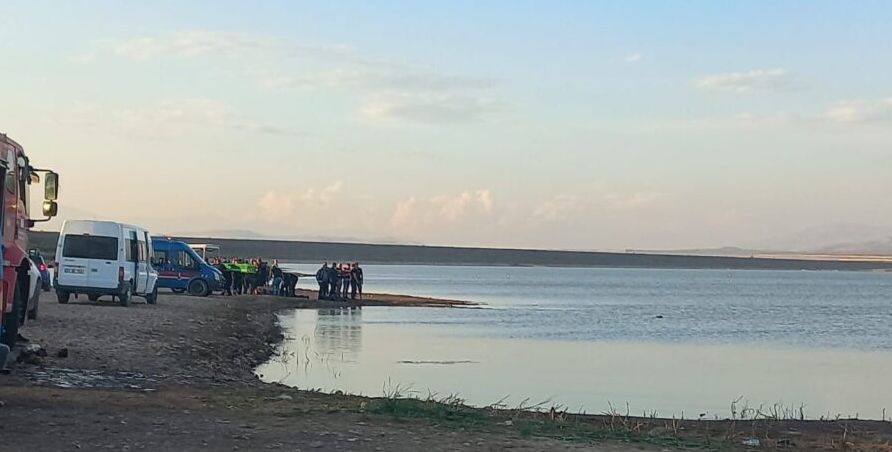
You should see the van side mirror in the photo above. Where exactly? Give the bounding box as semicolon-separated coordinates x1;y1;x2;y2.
44;172;59;201
42;200;58;217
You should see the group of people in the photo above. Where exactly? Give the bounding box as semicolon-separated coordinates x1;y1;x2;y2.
316;262;363;301
210;257;298;297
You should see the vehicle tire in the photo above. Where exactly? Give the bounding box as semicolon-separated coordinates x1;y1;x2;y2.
87;294;100;302
57;291;70;304
188;279;210;297
171;288;186;294
27;293;39;320
145;286;158;305
1;283;25;348
119;286;132;307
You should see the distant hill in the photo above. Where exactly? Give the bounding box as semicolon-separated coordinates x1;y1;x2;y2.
30;231;892;271
747;223;892;253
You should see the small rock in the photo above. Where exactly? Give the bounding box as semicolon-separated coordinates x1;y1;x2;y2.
309;441;324;448
57;348;69;358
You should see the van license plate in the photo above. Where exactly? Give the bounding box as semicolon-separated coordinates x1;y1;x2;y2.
64;268;85;274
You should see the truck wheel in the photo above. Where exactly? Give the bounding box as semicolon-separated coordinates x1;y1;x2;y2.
188;279;209;297
145;286;158;305
172;288;185;294
1;284;24;348
57;291;70;304
87;294;100;302
119;287;132;307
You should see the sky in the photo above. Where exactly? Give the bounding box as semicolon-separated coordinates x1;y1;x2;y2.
1;1;890;250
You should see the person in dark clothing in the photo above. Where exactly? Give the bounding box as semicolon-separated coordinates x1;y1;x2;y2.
350;262;363;300
329;262;341;300
259;259;270;293
233;270;243;295
215;259;233;296
316;263;328;300
283;272;298;297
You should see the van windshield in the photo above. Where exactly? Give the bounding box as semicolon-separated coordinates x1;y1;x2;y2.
62;235;118;260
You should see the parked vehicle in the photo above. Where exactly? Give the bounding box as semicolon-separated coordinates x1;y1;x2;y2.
152;239;222;297
0;133;60;348
26;257;41;320
54;220;158;306
29;250;51;291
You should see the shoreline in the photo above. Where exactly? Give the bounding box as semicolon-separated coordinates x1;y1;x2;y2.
2;291;891;450
292;288;477;308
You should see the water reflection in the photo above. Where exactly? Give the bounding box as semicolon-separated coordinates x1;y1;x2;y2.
260;308;363;386
259;308;892;419
315;308;363;355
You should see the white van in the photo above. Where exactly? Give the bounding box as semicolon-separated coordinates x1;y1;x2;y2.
54;220;159;306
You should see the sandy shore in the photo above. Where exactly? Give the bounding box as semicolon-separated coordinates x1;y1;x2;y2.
293;288;476;308
1;290;891;451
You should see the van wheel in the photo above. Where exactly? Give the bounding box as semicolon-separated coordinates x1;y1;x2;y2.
146;286;158;305
119;287;132;307
1;283;24;348
87;294;100;302
172;288;185;294
57;291;70;304
188;279;209;297
27;296;39;320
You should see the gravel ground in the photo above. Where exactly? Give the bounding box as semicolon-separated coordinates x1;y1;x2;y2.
0;291;657;452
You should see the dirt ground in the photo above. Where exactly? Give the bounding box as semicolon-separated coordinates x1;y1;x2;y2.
0;290;659;452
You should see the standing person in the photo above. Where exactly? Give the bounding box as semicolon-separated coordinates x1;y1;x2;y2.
351;262;363;300
283;272;298;297
316;263;328;300
340;263;351;299
232;258;244;295
271;259;283;296
330;262;341;300
215;258;233;296
258;259;266;294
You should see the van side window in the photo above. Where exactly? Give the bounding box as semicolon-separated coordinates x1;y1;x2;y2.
153;250;168;266
137;241;146;263
125;239;137;262
175;251;197;270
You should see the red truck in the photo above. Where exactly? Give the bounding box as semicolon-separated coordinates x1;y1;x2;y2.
0;133;59;348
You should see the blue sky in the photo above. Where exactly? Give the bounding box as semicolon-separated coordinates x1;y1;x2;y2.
2;1;890;249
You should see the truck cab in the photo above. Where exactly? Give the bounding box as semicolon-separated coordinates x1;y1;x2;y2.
152;239;222;297
1;133;59;348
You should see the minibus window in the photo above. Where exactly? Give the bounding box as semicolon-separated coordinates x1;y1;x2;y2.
62;235;118;260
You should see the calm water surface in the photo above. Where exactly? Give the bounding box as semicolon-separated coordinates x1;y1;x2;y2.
261;265;892;419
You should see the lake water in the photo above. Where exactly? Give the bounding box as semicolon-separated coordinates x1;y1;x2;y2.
260;265;892;419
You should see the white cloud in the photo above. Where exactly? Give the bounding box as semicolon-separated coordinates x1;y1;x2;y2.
108;30;504;124
624;53;642;63
362;94;504;124
391;190;494;230
55;99;295;136
825;98;892;124
112;30;350;62
258;181;344;222
256;69;496;92
697;68;794;93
